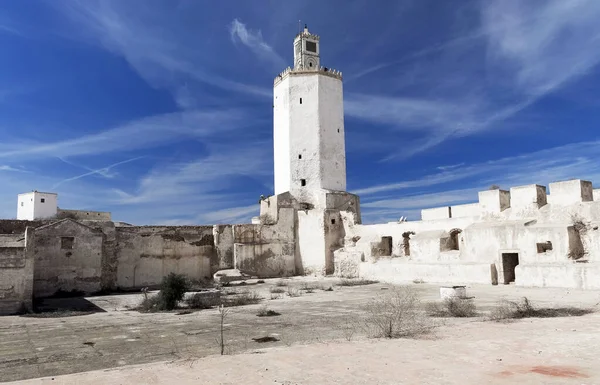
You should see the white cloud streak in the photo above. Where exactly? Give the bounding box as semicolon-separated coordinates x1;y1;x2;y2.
229;19;285;69
0;109;254;160
345;0;600;160
52;156;145;188
357;139;600;223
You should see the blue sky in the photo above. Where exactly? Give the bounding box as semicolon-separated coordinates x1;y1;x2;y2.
1;0;600;224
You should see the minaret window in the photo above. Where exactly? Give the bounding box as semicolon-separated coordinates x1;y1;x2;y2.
300;98;302;104
306;41;317;53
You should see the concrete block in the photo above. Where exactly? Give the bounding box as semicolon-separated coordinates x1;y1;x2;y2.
510;184;547;210
450;203;480;218
421;207;451;221
478;189;510;214
548;179;593;206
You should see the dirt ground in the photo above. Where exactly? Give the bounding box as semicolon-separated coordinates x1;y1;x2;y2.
2;278;600;384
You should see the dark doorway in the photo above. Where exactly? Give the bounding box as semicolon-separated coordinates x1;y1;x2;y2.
502;253;519;284
380;236;392;257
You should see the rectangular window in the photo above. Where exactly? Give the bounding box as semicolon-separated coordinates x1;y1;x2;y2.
306;41;317;53
301;179;306;187
20;202;23;207
298;154;302;159
299;98;302;104
61;237;74;250
331;218;336;224
41;198;45;203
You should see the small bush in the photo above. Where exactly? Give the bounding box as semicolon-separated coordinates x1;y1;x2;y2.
270;293;282;300
286;287;301;297
222;291;262;307
257;305;281;317
270;287;285;294
138;294;164;313
489;297;593;321
275;280;288;287
426;298;477;318
186;293;220;309
160;273;190;310
337;278;379;287
364;287;431;338
324;286;334;292
301;283;320;293
257;280;265;284
412;279;425;284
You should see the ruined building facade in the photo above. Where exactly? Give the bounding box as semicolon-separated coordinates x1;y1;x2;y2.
1;27;599;315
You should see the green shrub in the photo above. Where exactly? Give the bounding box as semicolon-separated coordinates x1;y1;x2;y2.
186;293;220;309
159;273;190;310
426;297;477;318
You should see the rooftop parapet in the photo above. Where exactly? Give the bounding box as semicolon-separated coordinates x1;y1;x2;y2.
274;66;343;86
510;184;547;211
548;179;593;206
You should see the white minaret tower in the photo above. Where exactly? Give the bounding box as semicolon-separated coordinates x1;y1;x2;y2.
273;25;346;198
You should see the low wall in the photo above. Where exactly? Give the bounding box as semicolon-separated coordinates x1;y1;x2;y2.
0;228;34;315
33;220;104;297
359;259;492;285
421;207;451;221
234;242;296;277
450;203;480;218
57;208;112;221
115;226;220;289
516;263;600;290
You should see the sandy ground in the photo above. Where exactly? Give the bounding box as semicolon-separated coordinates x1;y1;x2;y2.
2;279;600;384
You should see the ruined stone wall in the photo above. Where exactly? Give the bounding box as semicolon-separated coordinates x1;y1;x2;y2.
0;220;49;234
0;228;34;315
33;220;104;297
233;207;296;277
115;226;226;289
56;208;112;221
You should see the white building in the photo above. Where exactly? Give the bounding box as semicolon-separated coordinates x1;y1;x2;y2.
17;191;58;220
273;25;346;198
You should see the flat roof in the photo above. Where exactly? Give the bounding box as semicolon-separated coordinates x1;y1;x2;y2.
18;191;58;196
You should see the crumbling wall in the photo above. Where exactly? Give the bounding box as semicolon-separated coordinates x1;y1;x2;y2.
56;208;112;221
233;207;296;277
115;226;220;289
0;220;48;234
0;228;34;315
33;219;104;297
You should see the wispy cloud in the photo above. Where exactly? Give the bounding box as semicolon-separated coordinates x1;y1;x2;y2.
344;0;600;160
53;2;271;100
197;204;258;224
0;165;29;173
52;157;145;188
358;139;600;223
0;109;255;160
112;142;271;204
229;19;285;69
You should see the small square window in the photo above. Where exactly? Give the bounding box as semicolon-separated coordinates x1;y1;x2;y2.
61;237;74;250
301;179;306;187
331;218;336;224
41;198;45;203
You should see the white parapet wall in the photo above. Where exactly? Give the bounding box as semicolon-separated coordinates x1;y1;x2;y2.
421;206;451;221
359;259;492;285
450;203;480;218
509;184;547;211
478;189;510;215
548;179;593;206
